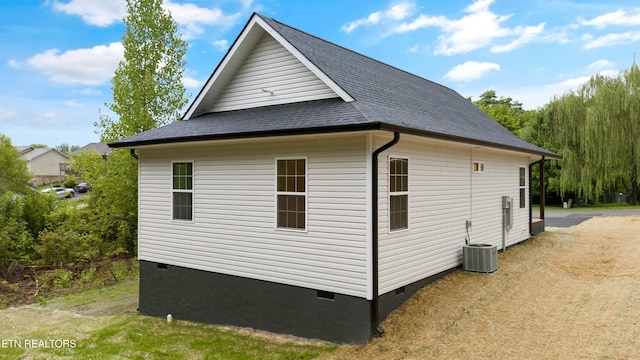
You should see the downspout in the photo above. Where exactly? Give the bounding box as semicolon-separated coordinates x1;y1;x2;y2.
371;131;400;337
529;156;545;235
130;149;139;160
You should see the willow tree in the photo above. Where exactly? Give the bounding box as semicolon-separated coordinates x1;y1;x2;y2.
83;0;188;254
545;61;640;204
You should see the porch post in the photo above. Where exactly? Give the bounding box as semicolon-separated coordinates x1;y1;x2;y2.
539;157;545;220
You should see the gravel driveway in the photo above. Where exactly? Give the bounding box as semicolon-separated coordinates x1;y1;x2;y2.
322;215;640;359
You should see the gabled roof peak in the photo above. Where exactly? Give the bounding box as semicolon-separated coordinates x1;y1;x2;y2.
183;13;353;119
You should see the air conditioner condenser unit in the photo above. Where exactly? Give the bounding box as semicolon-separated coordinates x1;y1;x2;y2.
463;244;498;273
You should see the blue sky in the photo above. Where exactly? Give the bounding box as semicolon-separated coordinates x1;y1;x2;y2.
1;0;639;147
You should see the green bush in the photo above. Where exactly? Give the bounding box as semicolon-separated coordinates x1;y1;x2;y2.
34;229;100;264
62;179;77;189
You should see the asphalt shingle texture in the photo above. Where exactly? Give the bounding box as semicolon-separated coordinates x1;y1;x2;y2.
111;13;557;158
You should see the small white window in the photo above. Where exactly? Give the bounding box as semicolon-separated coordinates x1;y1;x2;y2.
389;157;408;231
519;167;526;208
276;158;307;230
473;161;485;173
172;162;193;221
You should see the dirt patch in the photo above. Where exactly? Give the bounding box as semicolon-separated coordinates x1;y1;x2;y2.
0;256;136;308
321;216;640;359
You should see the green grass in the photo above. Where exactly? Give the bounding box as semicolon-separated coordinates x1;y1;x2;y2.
0;280;337;360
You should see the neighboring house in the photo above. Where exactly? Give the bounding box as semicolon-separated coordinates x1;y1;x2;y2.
109;13;559;344
16;146;70;186
76;142;113;160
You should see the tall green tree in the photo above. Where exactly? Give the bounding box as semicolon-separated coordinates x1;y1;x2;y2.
0;134;32;194
96;0;188;142
83;0;188;254
545;60;640;204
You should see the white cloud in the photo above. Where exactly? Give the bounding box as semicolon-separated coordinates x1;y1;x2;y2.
22;42;124;85
588;59;614;70
444;61;500;82
491;23;545;53
0;107;16;119
64;99;83;107
73;88;102;96
212;39;229;51
182;76;202;88
578;8;640;29
583;30;640;49
7;59;20;68
50;0;242;40
393;0;546;55
51;0;126;27
342;2;416;33
164;0;241;39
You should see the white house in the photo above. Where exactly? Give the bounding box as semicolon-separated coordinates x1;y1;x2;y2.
110;13;558;344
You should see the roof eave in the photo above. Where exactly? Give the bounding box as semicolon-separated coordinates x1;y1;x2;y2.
109;122;560;159
108;122;384;149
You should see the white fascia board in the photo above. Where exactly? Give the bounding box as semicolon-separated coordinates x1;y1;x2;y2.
254;16;354;103
183;16;264;120
184;15;354;120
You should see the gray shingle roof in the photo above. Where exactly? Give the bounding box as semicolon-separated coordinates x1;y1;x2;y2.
110;13;557;158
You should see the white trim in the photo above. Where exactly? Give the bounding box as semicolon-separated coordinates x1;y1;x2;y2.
183;14;353;120
388;155;410;233
519;165;527;209
171;160;194;223
274;157;308;232
472;160;485;173
255;16;354;103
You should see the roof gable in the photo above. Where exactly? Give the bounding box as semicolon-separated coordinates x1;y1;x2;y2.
19;147;69;161
184;14;353;119
111;13;558;158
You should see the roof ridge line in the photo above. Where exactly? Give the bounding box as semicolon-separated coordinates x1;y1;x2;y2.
257;13;457;95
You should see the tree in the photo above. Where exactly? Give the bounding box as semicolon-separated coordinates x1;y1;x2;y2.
83;0;188;254
545;60;640;205
96;0;188;142
56;143;80;155
472;90;531;136
0;134;32;194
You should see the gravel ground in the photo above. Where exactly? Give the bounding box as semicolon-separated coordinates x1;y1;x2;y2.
321;216;640;360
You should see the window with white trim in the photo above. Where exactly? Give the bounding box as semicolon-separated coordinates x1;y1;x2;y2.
172;162;193;221
276;159;306;230
519;167;526;208
473;161;485;173
389;157;408;231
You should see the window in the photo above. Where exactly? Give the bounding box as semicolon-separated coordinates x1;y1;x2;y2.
519;167;526;208
276;159;306;230
389;157;408;231
172;162;193;221
473;161;485;173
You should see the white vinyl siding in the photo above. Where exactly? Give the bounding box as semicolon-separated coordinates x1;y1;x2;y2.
137;134;369;297
470;150;530;248
210;34;338;112
377;136;472;295
376;135;533;295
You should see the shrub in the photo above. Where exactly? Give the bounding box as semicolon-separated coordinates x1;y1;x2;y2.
62;179;77;189
34;229;100;264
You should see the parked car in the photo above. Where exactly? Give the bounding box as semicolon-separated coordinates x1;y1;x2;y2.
41;186;75;199
74;182;92;193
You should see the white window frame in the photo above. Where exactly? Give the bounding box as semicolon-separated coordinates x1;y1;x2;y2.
171;160;194;222
472;161;485;173
275;157;308;232
388;156;409;232
519;166;526;209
